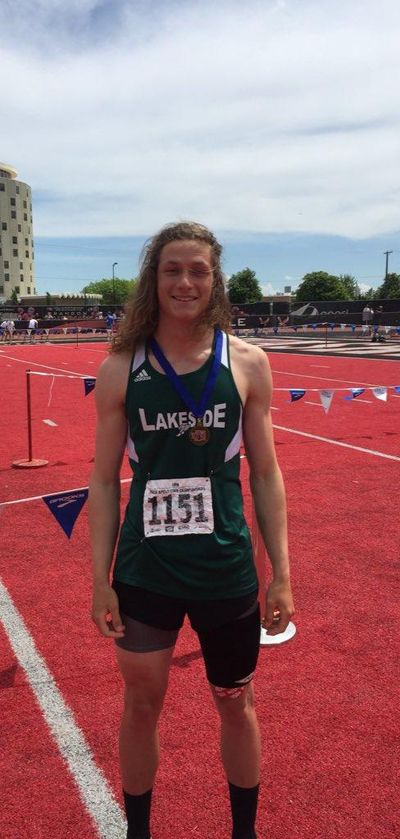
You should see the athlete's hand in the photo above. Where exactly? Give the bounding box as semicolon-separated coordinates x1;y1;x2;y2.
263;579;294;636
91;583;125;639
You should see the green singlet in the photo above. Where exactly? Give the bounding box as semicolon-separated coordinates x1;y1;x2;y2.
113;331;258;600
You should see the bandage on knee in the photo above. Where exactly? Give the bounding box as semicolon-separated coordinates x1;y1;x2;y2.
214;685;247;699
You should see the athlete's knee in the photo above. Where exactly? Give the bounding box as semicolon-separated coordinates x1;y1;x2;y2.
212;677;255;718
123;684;165;725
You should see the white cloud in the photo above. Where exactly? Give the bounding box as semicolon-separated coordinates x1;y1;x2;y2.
262;282;277;296
1;0;400;238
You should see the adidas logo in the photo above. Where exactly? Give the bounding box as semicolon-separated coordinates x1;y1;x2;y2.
134;369;152;382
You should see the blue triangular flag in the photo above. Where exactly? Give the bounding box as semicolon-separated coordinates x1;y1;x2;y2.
289;389;306;402
344;388;365;401
394;386;400;394
43;489;88;539
350;324;356;333
84;377;96;396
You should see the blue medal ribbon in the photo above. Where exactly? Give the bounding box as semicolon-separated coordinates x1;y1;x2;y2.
149;330;223;419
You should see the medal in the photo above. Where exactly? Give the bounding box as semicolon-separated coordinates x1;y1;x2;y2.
188;418;210;446
150;331;223;444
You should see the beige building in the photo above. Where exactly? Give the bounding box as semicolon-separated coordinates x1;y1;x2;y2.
0;162;36;301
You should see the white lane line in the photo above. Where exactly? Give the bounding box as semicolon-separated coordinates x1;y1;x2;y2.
0;578;126;838
271;406;279;411
0;354;92;377
352;398;372;404
266;346;400;363
310;365;331;368
271;368;397;389
1;478;133;507
273;424;400;462
304;401;322;406
43;419;58;427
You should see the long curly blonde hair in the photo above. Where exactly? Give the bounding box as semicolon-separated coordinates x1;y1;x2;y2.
112;221;231;353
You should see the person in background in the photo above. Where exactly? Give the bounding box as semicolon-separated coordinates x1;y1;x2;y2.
28;316;38;343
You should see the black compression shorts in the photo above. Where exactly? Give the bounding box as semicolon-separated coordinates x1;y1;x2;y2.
112;582;261;690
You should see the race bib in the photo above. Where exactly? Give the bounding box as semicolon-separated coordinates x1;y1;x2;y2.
143;477;214;538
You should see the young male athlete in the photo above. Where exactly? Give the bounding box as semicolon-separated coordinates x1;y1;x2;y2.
89;221;294;839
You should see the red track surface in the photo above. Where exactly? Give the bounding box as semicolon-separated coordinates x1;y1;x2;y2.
1;343;399;839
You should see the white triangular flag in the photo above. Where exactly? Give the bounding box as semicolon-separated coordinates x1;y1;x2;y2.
385;326;390;334
340;323;346;330
371;387;387;402
319;389;335;413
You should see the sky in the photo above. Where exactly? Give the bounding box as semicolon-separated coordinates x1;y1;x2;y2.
1;0;400;295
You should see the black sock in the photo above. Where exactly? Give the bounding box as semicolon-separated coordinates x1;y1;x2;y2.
123;788;152;839
228;782;259;839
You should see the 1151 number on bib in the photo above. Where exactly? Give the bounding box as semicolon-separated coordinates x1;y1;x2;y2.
143;477;214;537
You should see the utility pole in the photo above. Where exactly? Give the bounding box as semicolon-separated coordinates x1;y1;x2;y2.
112;262;118;307
384;250;393;279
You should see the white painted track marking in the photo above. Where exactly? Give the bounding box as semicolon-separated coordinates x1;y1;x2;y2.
43;419;58;426
273;425;400;462
0;352;92;377
0;578;126;838
271;368;398;389
1;478;133;507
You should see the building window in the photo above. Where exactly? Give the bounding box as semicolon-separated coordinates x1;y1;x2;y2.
1;222;7;230
4;260;9;268
5;273;10;281
12;236;17;244
11;211;16;219
27;287;31;294
0;183;4;192
23;200;27;208
20;261;23;269
0;286;3;294
16;185;20;194
25;238;28;246
10;197;16;206
13;249;18;257
20;274;24;281
15;285;20;293
18;224;21;232
25;251;29;258
24;213;27;221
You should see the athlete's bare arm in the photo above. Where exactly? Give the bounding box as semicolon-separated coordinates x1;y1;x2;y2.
230;336;294;634
89;352;131;638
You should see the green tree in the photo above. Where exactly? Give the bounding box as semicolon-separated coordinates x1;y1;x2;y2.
227;268;263;304
10;288;19;304
295;271;348;301
81;277;137;305
374;273;400;299
339;274;361;299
